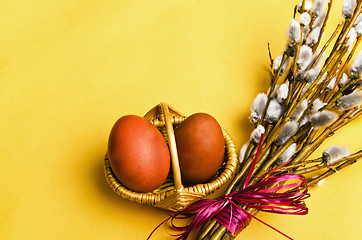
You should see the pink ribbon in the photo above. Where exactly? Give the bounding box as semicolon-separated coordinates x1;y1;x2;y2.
148;134;310;240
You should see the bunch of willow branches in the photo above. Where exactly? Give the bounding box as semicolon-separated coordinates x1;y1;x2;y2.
196;0;362;239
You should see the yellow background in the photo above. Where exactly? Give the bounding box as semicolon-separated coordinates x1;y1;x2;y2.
1;0;361;239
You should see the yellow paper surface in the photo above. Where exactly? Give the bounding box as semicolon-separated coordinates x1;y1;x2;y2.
1;0;361;239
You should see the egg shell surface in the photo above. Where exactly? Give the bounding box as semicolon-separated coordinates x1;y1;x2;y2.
174;113;225;186
107;115;170;193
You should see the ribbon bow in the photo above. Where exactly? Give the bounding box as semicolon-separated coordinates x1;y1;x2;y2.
148;134;310;240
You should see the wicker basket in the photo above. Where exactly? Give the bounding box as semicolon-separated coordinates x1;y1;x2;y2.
104;103;238;212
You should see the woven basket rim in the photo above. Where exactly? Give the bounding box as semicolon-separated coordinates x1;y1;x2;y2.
104;103;238;210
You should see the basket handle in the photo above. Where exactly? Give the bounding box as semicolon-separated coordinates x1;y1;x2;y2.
160;102;184;191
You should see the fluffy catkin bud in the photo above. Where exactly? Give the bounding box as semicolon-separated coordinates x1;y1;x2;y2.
317;179;326;186
299;114;309;127
274;121;299;145
287;19;301;46
345;27;357;46
239;144;249;164
277;83;289;103
350;51;362;78
354;14;362;26
250;125;265;143
273;54;289;74
353;14;362;36
311;98;325;112
273;55;283;73
296;71;306;82
313;12;326;28
342;0;357;19
300;82;311;96
355;22;362;36
299;12;311;26
338;73;349;87
322;145;351;165
297;45;313;72
276;143;297;165
299;1;313;11
269;85;279;99
305;67;321;83
313;49;325;69
311;0;328;17
310;110;338;129
355;79;362;90
325;77;336;91
307;27;321;47
302;25;310;42
250;93;267;123
291;99;308;121
265;99;283;122
316;71;328;85
337;91;362;109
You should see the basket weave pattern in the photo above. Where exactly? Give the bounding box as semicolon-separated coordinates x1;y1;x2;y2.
104;103;238;211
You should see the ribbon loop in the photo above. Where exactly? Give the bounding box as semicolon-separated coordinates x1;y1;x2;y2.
148;133;311;240
164;173;309;240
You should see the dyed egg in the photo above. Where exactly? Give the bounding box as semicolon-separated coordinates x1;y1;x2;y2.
108;115;170;193
174;113;225;186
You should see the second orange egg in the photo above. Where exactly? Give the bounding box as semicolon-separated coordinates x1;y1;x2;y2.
174;113;225;186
